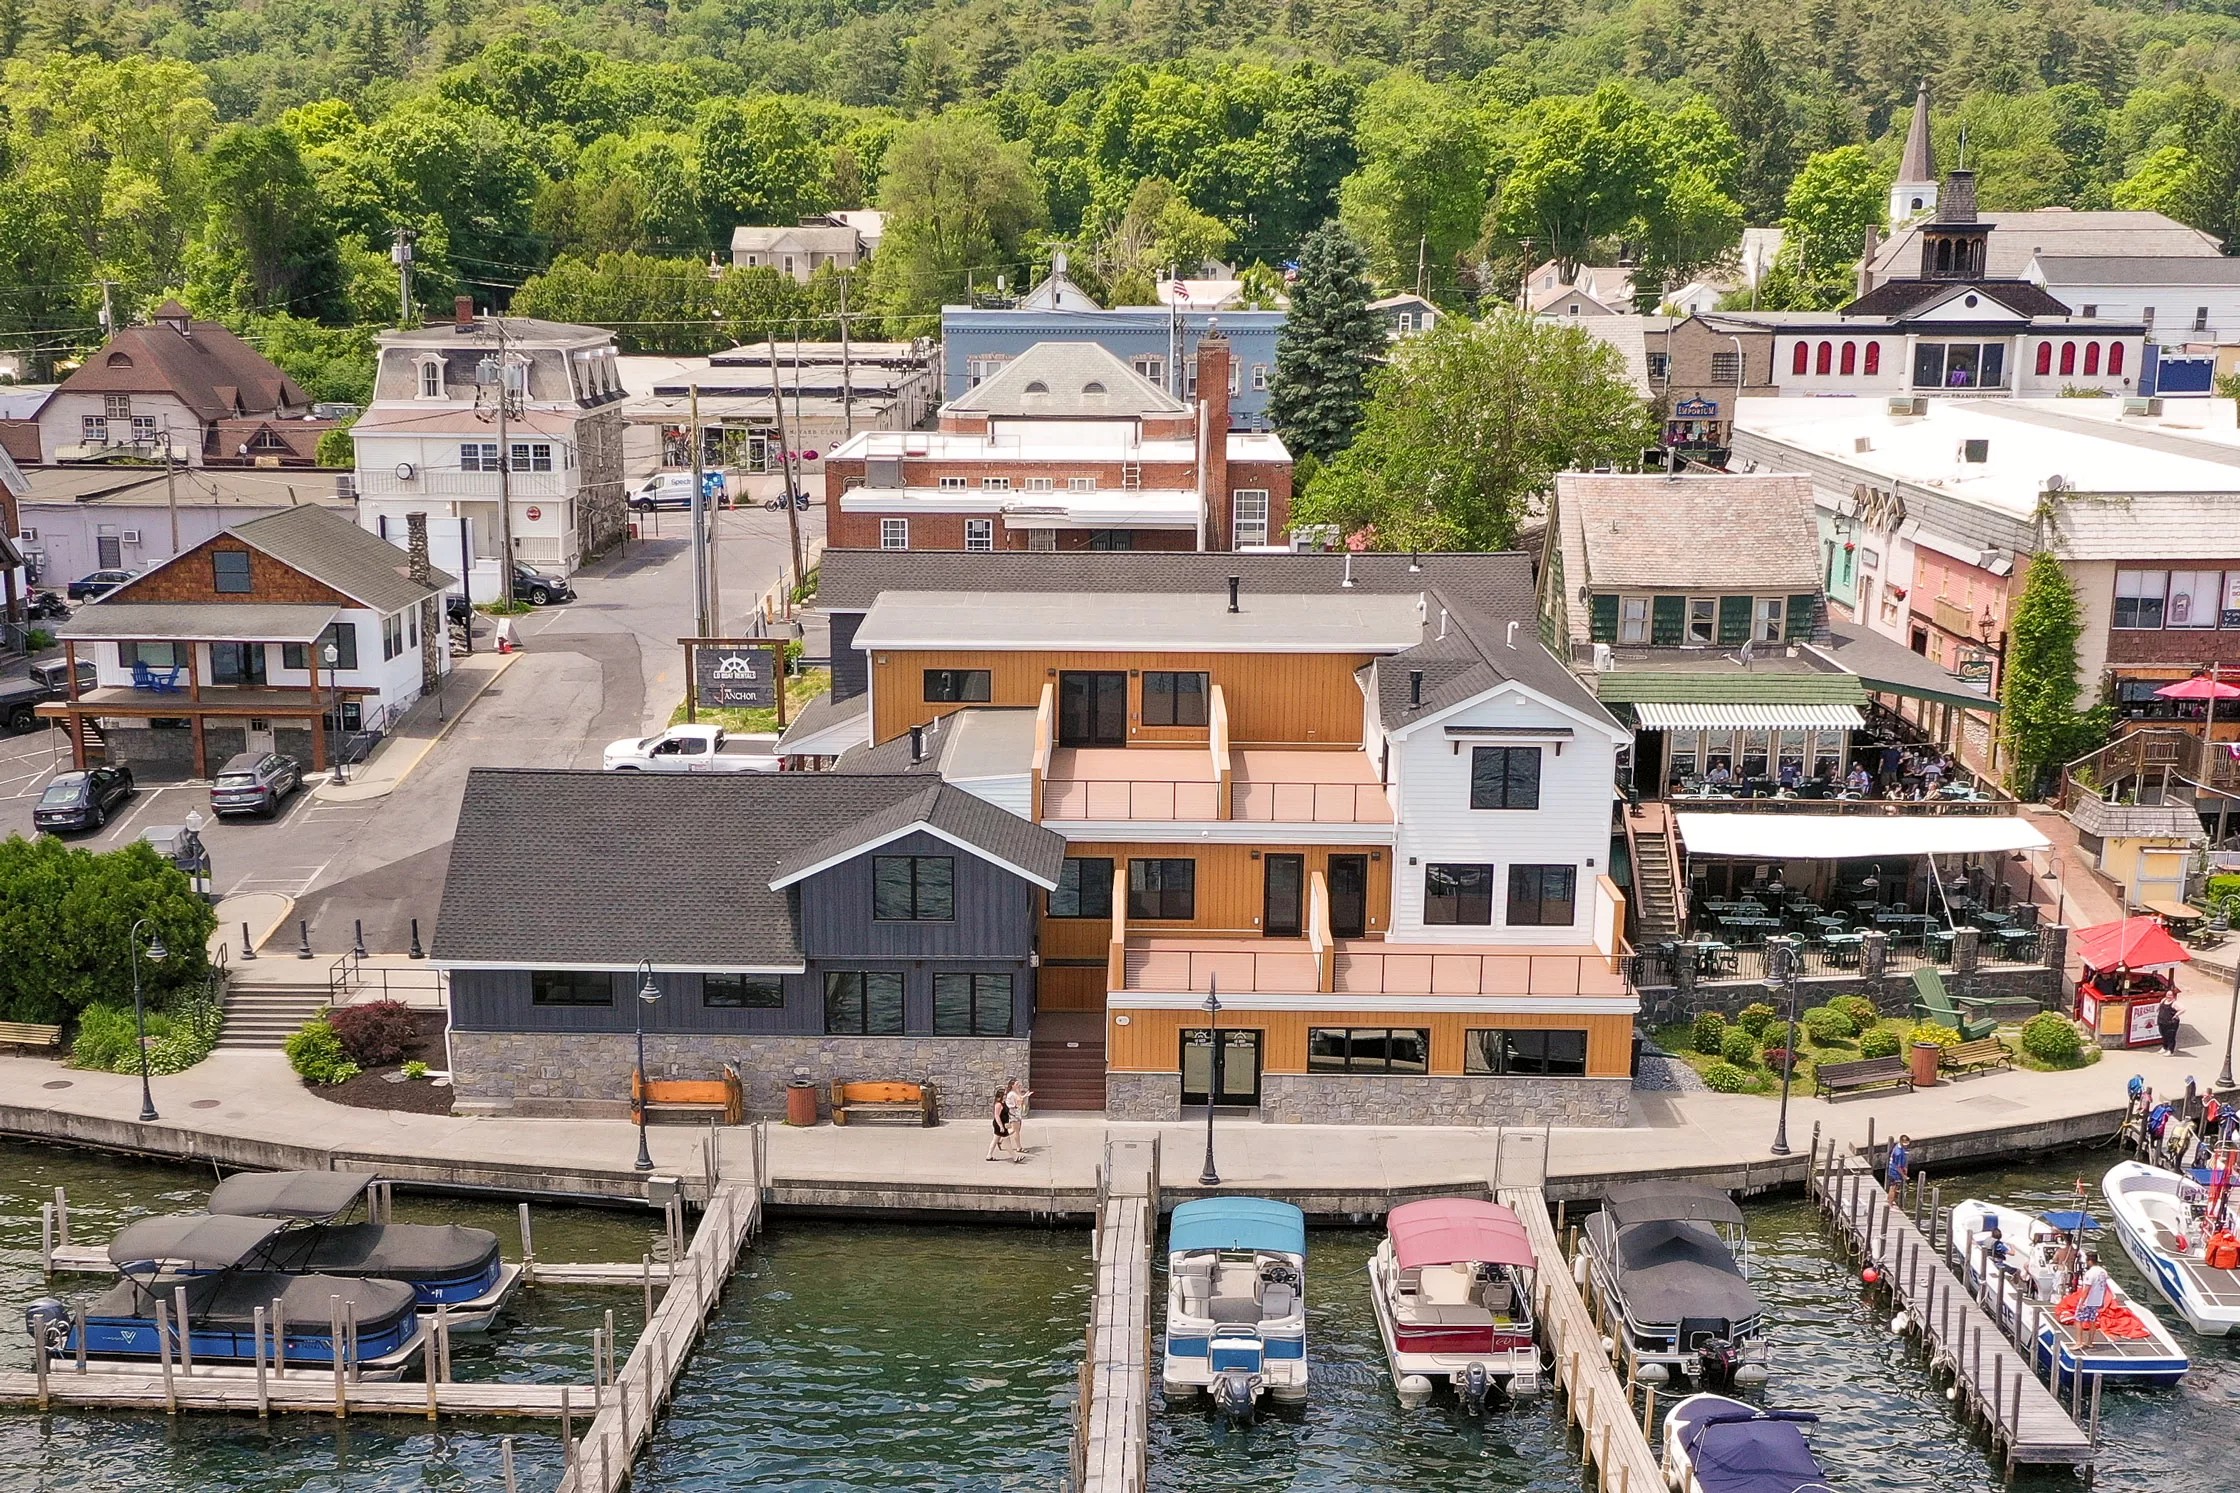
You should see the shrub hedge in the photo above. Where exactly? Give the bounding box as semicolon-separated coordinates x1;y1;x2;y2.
285;1018;361;1086
1693;1011;1728;1054
1721;1027;1761;1067
2020;1011;2086;1064
1703;1062;1750;1093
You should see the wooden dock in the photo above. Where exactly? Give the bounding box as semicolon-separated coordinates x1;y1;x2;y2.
1074;1136;1158;1493
0;1364;589;1419
1507;1187;1666;1493
1809;1133;2098;1480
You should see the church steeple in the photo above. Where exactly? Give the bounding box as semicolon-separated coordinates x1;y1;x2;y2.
1889;82;1938;226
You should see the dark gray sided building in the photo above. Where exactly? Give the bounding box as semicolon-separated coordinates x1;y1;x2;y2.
431;768;1066;1118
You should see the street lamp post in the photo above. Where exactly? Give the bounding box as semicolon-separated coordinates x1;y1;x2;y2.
181;809;208;898
322;642;346;785
129;918;168;1122
1764;937;1801;1156
633;960;662;1172
1198;978;1222;1188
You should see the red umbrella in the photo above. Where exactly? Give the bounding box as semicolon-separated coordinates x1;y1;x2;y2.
2155;676;2240;701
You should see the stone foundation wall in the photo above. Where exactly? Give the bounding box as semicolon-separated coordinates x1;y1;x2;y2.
103;723;246;768
448;1030;1029;1121
1104;1070;1633;1126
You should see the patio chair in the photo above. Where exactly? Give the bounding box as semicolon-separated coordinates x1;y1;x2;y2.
1909;967;1999;1041
130;660;183;693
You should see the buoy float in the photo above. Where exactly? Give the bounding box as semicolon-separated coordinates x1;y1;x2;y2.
1861;1266;1880;1284
1891;1312;1910;1334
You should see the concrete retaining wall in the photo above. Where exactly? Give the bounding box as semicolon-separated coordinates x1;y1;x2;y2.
1104;1071;1631;1126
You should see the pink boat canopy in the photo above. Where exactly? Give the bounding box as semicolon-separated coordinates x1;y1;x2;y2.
1388;1198;1537;1271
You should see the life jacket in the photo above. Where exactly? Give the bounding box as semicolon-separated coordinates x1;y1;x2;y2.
2209;1232;2240;1271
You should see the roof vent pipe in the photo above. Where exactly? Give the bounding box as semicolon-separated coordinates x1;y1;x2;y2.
909;724;926;763
1506;621;1519;649
1227;575;1241;613
1438;608;1449;640
1408;669;1423;707
1341;553;1354;588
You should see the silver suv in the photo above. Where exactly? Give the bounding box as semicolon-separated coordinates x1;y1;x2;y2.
210;751;303;818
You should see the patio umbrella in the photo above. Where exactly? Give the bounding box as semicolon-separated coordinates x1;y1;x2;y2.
2155;676;2240;701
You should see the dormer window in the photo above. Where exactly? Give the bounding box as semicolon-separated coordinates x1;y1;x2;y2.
105;351;133;368
416;356;445;400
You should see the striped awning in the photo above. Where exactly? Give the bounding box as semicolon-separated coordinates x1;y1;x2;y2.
1631;702;1867;731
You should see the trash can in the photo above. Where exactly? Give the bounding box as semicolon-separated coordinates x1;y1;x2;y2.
1910;1040;1941;1089
785;1078;818;1127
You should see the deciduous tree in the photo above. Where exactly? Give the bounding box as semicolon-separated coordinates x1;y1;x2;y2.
0;837;216;1026
870;113;1043;319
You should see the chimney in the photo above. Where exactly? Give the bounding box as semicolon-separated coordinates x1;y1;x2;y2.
1227;575;1241;613
909;724;926;763
1198;326;1233;546
406;511;441;697
453;296;476;335
1408;669;1424;708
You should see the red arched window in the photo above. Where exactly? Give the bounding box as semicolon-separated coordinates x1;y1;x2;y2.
1791;342;1808;375
1816;341;1832;375
2036;342;2053;376
2109;342;2125;375
2084;342;2101;375
1864;341;1880;375
2060;341;2077;375
1840;341;1857;375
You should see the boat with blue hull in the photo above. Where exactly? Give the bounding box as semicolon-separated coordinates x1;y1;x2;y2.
1161;1197;1308;1419
206;1171;519;1328
1951;1198;2189;1386
26;1215;426;1380
2103;1160;2240;1336
1662;1394;1832;1493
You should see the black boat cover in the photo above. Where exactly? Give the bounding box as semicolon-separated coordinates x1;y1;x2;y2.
1677;1401;1828;1493
107;1215;289;1270
209;1170;375;1221
90;1270;418;1331
1604;1182;1746;1230
1610;1219;1762;1328
257;1222;502;1283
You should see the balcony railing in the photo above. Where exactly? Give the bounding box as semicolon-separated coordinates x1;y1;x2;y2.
1332;949;1628;998
1042;779;1219;820
1229;781;1392;823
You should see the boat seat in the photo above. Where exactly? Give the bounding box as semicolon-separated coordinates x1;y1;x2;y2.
1420;1263;1476;1306
1477;1281;1514;1314
1261;1283;1297;1320
1173;1254;1215;1279
1178;1277;1210;1316
1209;1295;1263;1324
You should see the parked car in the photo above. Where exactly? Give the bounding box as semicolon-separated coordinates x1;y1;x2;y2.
209;751;303;818
513;563;574;607
34;765;135;833
0;659;95;733
66;569;139;600
631;472;725;510
603;724;779;773
446;594;473;625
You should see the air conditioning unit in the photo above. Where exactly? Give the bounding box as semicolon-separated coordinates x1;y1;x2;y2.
121;528;142;545
2122;397;2163;417
1853;436;1874;453
1961;438;1989;463
1592;642;1615;672
1887;396;1925;416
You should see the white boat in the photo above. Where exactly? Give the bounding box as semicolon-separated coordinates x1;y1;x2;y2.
1662;1393;1830;1493
2103;1159;2240;1336
1949;1198;2188;1385
1368;1197;1540;1410
1583;1183;1768;1389
1161;1197;1307;1418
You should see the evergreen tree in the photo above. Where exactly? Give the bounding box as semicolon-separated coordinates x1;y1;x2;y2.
1997;551;2109;797
1715;34;1798;225
1269;222;1384;461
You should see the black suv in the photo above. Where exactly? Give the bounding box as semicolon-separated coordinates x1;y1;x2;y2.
513;563;574;607
210;751;303;818
34;765;135;833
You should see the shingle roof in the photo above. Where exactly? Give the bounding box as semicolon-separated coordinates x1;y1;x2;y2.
56;319;308;422
774;688;869;758
1557;473;1822;591
229;504;452;612
1872;211;2223;282
834;706;1038;779
946;342;1185;417
1572;315;1654;397
432;770;1061;966
766;780;1065;888
2031;255;2240;287
1843;278;2074;319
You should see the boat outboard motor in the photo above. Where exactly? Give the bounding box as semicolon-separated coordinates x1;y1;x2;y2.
24;1298;69;1357
1211;1369;1261;1423
1698;1337;1741;1390
1462;1360;1491;1413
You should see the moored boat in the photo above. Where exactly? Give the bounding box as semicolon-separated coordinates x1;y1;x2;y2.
1950;1198;2188;1385
1582;1183;1767;1388
1662;1393;1830;1493
1161;1197;1308;1418
1368;1197;1541;1410
2102;1159;2240;1336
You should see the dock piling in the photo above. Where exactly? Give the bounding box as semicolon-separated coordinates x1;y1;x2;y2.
643;1255;653;1324
1641;1383;1655;1437
502;1436;518;1493
56;1185;70;1248
34;1321;48;1410
272;1296;285;1379
346;1300;361;1385
155;1300;175;1414
72;1305;85;1374
437;1303;452;1382
561;1386;572;1456
254;1306;268;1418
173;1285;193;1372
329;1296;344;1418
2088;1373;2102;1445
422;1330;438;1421
519;1203;536;1284
40;1202;53;1278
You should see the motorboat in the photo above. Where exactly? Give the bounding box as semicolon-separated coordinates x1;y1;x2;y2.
1662;1394;1830;1493
1950;1199;2188;1385
208;1171;520;1329
25;1214;424;1379
1161;1197;1307;1418
1368;1197;1541;1410
1582;1182;1768;1389
2103;1159;2240;1335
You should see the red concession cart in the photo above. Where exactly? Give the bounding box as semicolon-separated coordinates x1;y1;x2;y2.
2072;917;2192;1050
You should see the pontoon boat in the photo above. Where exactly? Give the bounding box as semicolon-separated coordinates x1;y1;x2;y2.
1161;1197;1307;1418
1582;1182;1767;1388
1662;1394;1830;1493
1368;1197;1541;1409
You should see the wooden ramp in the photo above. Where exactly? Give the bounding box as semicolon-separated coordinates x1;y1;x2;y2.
1074;1136;1158;1493
1505;1187;1666;1493
1810;1135;2098;1479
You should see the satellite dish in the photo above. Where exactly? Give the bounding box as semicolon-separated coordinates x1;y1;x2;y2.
2043;473;2069;494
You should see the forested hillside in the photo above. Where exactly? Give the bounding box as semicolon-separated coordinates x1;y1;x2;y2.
5;0;2240;388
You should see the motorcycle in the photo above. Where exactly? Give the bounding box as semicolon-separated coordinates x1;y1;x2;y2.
763;491;811;512
26;592;68;620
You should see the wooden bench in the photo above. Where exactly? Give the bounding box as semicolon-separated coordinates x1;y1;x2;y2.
830;1080;937;1127
631;1064;744;1125
1939;1037;2014;1076
1812;1055;1915;1100
0;1022;64;1054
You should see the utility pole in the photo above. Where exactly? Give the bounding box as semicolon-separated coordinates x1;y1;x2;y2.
839;272;854;440
98;281;115;337
765;338;806;589
160;420;180;557
390;228;416;327
1168;263;1182;399
479;313;518;606
1416;235;1428;301
689;382;710;637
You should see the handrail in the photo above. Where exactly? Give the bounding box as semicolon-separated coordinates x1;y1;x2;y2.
1308;870;1332;992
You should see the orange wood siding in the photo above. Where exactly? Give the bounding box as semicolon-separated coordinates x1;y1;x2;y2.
1037;842;1392;952
870;650;1375;747
1036;964;1109;1012
1106;1008;1633;1077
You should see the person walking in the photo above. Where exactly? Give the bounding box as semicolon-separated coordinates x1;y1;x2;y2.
1886;1133;1912;1206
2076;1252;2112;1348
2159;992;2182;1055
984;1089;1012;1163
1002;1076;1033;1161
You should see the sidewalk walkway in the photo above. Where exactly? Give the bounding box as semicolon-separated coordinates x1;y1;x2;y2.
314;650;518;804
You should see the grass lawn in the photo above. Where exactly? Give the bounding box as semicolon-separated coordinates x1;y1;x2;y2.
667;666;829;735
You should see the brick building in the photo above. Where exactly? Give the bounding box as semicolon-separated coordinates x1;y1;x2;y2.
822;337;1294;553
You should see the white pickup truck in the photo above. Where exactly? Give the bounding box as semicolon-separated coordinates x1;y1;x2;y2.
602;724;780;773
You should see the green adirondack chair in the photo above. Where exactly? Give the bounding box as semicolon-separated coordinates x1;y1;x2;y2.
1910;967;2000;1042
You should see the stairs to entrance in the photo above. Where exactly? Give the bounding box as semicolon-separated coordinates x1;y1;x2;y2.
214;982;332;1051
1030;1011;1107;1112
1630;827;1680;942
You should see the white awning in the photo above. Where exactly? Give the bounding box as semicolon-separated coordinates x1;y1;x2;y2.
1674;813;2052;861
1632;703;1866;731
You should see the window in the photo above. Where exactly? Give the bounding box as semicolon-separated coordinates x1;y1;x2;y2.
2084;342;2101;375
980;476;1011;491
873;855;954;921
938;475;967;492
924;668;991;702
131;416;157;443
933;973;1014;1036
2109;343;2125;375
782;255;796;276
1069;476;1097;492
743;254;760;268
1686;597;1716;645
1307;1028;1430;1074
965;518;995;551
101;394;133;422
1840;341;1856;375
2114;570;2167;629
1251;364;1269;391
1753;596;1785;642
461;443;501;472
704;974;784;1009
2167;570;2222;628
1864;341;1880;375
1229;361;1240;395
531;970;612;1006
1088;530;1132;549
510;443;553;472
419;362;442;398
880;518;908;550
1232;489;1269;547
1619;595;1650;644
1025;477;1054;492
1717;595;1753;646
1711;350;1741;384
1815;342;1832;375
1142;671;1209;727
1424;863;1494;925
965;355;1007;386
824;971;904;1034
1028;529;1057;551
2036;342;2053;376
1647;352;1670;380
2059;341;2077;376
1790;342;1808;376
1049;858;1114;918
81;415;107;442
283;621;358;672
1470;746;1541;810
1131;355;1165;385
381;612;405;661
122;641;182;669
1508;865;1577;926
211;550;253;594
1128;859;1196;920
2197;306;2211;332
1464;1028;1588;1076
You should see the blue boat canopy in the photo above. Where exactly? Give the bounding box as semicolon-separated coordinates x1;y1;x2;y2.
1682;1409;1825;1493
2043;1210;2099;1232
1170;1197;1307;1257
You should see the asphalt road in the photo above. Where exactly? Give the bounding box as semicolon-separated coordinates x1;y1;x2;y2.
0;499;809;954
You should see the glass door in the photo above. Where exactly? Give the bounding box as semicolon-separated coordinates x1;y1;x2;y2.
1263;854;1304;937
1327;855;1368;938
1058;671;1128;746
1180;1029;1262;1108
